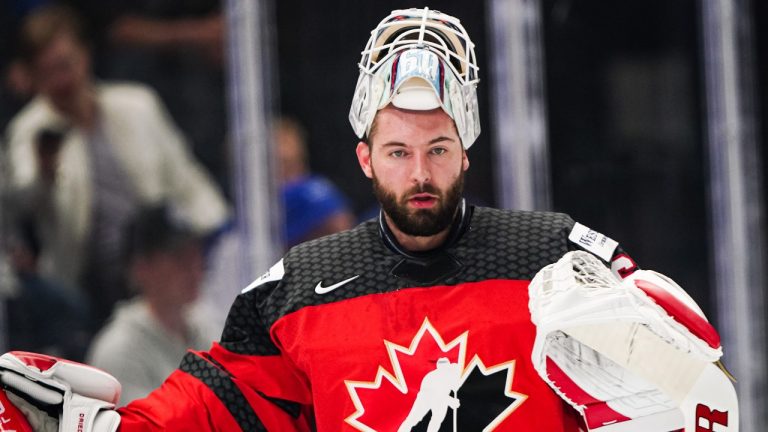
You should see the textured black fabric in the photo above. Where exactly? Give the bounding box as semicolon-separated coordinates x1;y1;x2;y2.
202;206;617;429
220;288;281;355
256;207;576;328
220;207;580;353
179;352;266;431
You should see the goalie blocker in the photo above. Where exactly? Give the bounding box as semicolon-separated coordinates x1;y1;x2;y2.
529;251;738;431
0;351;121;432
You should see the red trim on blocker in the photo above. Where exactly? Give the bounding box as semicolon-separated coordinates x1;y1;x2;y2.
545;357;631;430
9;351;59;372
633;280;721;349
611;253;638;279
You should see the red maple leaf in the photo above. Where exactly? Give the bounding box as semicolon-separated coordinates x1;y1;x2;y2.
345;318;529;431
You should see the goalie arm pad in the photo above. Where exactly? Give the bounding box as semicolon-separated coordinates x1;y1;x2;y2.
0;351;121;432
529;251;738;431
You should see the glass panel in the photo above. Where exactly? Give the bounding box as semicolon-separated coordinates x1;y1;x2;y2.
542;1;712;314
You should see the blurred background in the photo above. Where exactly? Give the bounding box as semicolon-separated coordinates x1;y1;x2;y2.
0;0;765;428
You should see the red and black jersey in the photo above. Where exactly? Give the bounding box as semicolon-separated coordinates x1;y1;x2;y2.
118;203;633;431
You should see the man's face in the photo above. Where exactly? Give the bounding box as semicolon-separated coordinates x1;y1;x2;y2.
356;106;469;236
133;241;204;307
30;32;90;112
274;125;306;183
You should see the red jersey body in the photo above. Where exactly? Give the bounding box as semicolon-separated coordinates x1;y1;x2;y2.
118;205;625;431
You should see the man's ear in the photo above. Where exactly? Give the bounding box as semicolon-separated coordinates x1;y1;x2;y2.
462;149;470;172
356;141;373;179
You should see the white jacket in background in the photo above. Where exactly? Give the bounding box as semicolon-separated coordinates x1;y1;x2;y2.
4;82;230;287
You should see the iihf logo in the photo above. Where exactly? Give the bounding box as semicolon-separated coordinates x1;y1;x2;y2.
345;318;527;431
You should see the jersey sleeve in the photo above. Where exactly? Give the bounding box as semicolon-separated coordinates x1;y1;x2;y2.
117;279;313;432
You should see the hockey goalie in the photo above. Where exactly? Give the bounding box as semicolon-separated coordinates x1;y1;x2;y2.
0;250;738;432
0;4;738;431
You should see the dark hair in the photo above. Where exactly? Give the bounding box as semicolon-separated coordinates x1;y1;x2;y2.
18;4;87;65
123;205;197;262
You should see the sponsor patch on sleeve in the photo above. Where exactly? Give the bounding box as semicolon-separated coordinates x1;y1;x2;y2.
568;222;618;262
242;259;285;293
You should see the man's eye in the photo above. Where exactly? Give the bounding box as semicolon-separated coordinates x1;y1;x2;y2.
431;148;447;155
391;150;406;158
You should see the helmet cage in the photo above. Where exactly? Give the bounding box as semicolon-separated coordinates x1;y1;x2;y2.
360;14;479;85
349;7;480;149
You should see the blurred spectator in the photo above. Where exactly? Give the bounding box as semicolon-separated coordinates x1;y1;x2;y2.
0;1;37;131
4;215;91;361
2;4;229;328
274;117;355;247
189;118;357;341
86;0;230;196
86;204;209;406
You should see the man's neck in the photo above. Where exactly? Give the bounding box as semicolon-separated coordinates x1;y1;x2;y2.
55;86;97;129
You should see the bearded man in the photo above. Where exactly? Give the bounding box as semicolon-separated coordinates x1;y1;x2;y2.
0;7;737;432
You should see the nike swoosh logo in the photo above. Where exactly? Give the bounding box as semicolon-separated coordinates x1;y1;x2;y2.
314;275;360;295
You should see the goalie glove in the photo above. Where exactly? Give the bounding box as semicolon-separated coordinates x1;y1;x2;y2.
529;251;738;431
0;351;121;432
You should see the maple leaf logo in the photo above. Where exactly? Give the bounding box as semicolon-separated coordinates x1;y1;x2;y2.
345;318;527;431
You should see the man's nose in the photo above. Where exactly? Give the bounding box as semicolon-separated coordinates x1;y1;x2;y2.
411;153;431;184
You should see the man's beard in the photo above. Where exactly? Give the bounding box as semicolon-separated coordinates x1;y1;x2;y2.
373;170;464;237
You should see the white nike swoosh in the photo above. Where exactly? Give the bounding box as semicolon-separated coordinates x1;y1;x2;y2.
314;275;360;295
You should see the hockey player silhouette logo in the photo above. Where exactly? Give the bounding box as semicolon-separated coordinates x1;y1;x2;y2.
398;357;462;432
345;318;527;431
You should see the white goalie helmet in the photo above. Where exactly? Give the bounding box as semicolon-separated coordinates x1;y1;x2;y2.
349;7;481;148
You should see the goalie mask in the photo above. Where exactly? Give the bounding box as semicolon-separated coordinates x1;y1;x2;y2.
349;7;481;149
